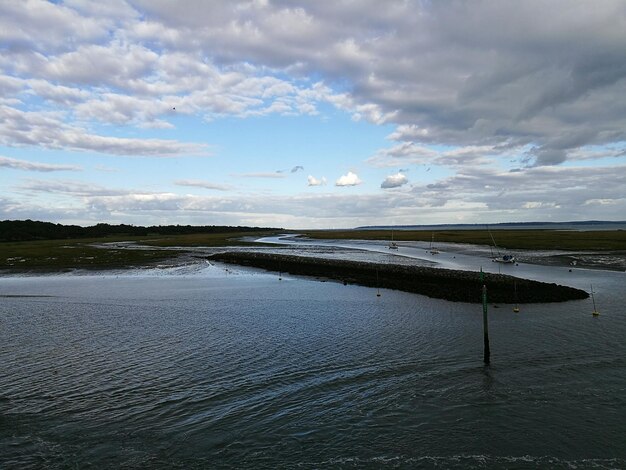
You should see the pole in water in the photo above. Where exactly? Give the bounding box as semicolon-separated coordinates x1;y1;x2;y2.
513;281;520;313
590;284;599;316
376;268;381;297
481;268;491;364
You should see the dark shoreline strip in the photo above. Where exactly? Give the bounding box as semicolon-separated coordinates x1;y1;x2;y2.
208;252;588;304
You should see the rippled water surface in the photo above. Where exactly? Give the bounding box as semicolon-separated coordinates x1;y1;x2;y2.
1;256;625;468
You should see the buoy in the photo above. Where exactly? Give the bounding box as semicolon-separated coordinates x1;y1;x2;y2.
513;306;520;313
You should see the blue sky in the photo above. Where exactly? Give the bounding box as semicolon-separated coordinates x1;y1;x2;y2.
1;1;625;228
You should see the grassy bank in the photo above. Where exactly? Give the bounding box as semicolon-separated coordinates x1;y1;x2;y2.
299;229;626;251
0;231;276;272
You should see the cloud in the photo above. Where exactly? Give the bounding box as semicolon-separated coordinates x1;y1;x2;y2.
3;0;626;165
19;179;129;196
410;164;626;220
6;164;626;229
367;142;438;167
307;175;327;186
368;141;497;168
0;0;110;54
335;171;362;187
0;105;208;157
381;172;408;189
276;165;305;174
174;179;233;191
2;1;626;226
0;155;81;172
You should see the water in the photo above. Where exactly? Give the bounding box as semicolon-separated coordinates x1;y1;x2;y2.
1;250;625;468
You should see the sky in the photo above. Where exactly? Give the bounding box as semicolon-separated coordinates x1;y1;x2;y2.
1;0;626;229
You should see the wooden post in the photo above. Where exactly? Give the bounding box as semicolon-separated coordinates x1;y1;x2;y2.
481;268;490;364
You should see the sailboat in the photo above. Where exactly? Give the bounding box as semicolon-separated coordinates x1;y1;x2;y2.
488;227;515;264
429;233;440;254
590;284;599;316
388;229;398;249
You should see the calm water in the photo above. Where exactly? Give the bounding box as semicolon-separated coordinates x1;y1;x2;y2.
1;253;625;468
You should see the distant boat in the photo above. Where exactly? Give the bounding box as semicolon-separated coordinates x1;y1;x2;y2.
590;284;599;316
388;230;398;250
429;233;440;254
488;227;515;264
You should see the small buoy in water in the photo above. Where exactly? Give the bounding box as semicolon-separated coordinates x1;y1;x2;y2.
513;306;520;313
592;310;600;316
376;293;381;297
569;269;572;272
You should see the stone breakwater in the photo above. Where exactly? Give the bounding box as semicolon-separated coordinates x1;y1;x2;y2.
208;252;589;304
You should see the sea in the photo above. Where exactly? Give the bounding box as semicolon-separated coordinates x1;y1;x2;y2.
1;237;625;469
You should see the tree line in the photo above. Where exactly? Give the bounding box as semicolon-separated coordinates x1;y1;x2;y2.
0;220;280;242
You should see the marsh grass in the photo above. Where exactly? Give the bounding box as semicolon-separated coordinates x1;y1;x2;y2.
0;231;275;271
299;229;626;251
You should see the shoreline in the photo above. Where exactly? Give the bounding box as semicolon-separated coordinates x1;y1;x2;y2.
208;251;589;304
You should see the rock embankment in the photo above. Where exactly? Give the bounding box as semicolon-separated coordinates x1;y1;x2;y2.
208;252;588;304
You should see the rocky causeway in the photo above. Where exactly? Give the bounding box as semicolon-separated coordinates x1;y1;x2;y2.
208;251;589;304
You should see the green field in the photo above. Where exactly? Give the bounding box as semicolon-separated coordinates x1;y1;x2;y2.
0;231;275;272
299;229;626;251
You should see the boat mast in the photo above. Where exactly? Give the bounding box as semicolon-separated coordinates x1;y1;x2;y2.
488;226;500;257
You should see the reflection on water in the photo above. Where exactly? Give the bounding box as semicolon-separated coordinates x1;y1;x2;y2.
1;258;625;469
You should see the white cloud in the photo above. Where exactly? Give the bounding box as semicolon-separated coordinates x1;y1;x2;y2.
3;1;626;164
367;142;438;167
335;171;362;187
6;164;626;229
0;0;109;53
174;179;233;191
0;105;208;157
381;172;408;189
1;1;626;226
307;175;326;186
0;155;81;172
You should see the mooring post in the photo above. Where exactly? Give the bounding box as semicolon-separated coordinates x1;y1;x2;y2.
481;268;490;364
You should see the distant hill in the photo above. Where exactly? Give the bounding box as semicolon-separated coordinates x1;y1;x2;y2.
356;221;626;231
0;220;281;242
